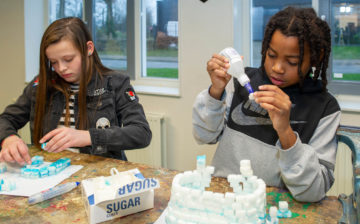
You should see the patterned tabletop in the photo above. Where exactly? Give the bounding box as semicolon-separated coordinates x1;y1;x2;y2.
0;147;342;224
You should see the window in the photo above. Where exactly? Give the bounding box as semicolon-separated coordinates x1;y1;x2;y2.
246;0;360;96
141;0;178;79
48;0;82;22
47;0;180;96
93;0;128;71
326;0;360;95
330;2;360;82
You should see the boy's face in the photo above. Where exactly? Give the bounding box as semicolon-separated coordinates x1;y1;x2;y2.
264;29;311;88
46;39;83;84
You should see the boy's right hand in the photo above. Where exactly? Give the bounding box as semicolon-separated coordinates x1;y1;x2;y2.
207;54;231;100
0;135;31;165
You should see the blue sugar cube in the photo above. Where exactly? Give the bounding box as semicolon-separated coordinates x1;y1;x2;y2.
277;201;292;218
39;167;49;177
60;157;71;167
22;168;31;178
50;157;71;174
30;168;40;178
30;156;44;168
277;210;292;218
41;142;47;150
55;162;61;168
196;155;206;170
48;166;56;175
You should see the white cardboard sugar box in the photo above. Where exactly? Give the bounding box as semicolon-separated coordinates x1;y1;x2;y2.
81;168;160;224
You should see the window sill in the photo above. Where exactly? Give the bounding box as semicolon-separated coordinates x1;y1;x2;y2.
133;85;180;97
336;94;360;113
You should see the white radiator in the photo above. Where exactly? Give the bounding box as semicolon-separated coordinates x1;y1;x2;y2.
327;142;353;196
125;112;166;168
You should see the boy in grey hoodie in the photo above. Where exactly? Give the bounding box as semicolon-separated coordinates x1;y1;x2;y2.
192;7;340;202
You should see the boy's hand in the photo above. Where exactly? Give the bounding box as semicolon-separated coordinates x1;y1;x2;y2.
207;54;231;100
40;127;91;153
253;85;296;149
0;135;31;165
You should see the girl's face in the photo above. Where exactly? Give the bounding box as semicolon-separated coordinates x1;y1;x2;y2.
46;39;83;84
264;29;311;88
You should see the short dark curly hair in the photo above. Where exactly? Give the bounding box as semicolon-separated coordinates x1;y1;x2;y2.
261;7;331;90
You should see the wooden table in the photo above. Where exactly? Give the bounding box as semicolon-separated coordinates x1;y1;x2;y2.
0;147;342;223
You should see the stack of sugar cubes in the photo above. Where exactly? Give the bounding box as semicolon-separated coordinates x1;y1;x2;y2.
165;155;267;224
0;162;16;192
21;156;71;178
0;177;16;192
0;156;72;191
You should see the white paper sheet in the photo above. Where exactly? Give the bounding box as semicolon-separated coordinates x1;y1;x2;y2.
0;162;83;197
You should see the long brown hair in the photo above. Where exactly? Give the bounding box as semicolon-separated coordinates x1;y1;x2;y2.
33;17;110;147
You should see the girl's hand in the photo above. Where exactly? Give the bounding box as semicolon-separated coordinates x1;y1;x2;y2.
0;135;31;165
253;85;296;149
40;127;91;153
207;54;231;100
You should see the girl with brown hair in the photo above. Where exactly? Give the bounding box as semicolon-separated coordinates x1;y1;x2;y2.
0;17;152;164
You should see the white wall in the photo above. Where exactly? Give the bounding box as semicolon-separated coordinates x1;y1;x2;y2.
0;0;25;110
138;0;234;170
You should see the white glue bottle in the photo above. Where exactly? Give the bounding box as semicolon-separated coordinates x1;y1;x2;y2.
219;47;254;100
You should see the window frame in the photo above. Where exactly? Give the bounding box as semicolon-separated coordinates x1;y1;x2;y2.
131;0;180;97
319;0;360;96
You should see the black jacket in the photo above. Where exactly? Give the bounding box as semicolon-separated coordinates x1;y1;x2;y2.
0;71;152;160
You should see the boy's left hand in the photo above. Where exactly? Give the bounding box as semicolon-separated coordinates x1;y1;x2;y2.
39;127;91;153
253;85;296;149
